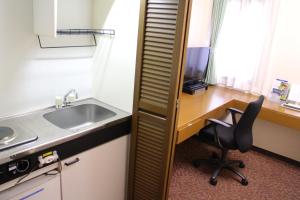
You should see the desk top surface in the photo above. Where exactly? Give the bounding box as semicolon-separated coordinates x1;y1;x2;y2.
177;86;300;132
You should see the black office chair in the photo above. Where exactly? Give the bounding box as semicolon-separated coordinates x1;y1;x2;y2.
193;95;264;186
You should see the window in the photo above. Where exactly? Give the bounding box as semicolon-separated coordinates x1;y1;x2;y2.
215;0;280;94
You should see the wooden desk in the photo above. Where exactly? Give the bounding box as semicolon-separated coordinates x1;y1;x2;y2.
177;86;300;144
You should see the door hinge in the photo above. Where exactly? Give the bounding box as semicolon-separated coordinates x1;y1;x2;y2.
176;99;180;109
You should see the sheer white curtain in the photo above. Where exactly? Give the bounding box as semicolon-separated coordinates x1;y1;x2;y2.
215;0;280;94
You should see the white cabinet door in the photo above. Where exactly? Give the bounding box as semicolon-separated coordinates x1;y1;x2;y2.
0;174;61;200
61;135;129;200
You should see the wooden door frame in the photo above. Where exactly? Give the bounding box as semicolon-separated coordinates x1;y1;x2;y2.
165;0;193;196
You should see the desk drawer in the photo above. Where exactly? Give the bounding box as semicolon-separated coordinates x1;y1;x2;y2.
177;119;205;144
177;101;232;144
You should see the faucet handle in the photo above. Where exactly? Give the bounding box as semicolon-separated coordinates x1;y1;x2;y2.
63;89;79;107
66;93;77;103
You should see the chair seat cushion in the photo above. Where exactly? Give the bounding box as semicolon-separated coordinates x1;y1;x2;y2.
199;124;237;149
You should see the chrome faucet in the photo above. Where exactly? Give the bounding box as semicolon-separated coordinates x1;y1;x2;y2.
63;89;78;106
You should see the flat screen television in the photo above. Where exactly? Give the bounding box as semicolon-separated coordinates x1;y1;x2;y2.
184;47;210;83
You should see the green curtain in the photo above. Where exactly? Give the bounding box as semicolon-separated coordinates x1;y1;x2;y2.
205;0;228;84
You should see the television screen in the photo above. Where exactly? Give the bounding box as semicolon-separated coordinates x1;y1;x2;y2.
184;47;210;82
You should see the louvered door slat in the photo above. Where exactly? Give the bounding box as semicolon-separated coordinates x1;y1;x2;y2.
135;166;161;182
148;0;179;4
134;173;160;189
144;54;172;63
144;50;173;59
142;76;169;86
147;8;178;15
139;120;166;132
135;155;162;172
147;17;177;25
134;184;159;199
142;82;168;93
136;151;162;167
145;42;174;50
145;36;174;45
146;32;175;40
134;182;159;197
143;58;173;68
142;72;170;83
141;96;168;106
134;157;162;173
142;67;171;77
137;137;164;152
147;13;177;20
135;157;162;173
142;81;170;92
141;90;169;103
148;3;178;9
141;84;169;95
136;146;163;161
143;63;172;73
146;22;177;30
145;28;175;36
141;93;169;104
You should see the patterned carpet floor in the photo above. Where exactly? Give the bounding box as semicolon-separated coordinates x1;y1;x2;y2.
168;137;300;200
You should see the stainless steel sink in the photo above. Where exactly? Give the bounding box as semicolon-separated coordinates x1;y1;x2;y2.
43;104;117;130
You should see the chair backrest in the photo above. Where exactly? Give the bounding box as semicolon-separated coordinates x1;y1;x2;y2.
234;95;264;153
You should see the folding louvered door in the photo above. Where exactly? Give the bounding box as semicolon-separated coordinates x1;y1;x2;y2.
129;0;190;199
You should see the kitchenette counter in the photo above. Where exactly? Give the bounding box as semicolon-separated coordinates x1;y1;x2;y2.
0;98;131;165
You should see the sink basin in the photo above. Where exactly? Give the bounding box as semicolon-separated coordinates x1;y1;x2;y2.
43;104;116;130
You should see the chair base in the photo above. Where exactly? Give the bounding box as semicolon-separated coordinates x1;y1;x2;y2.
193;150;248;186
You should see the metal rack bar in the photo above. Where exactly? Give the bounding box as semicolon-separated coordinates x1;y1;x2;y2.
56;29;115;35
38;29;115;49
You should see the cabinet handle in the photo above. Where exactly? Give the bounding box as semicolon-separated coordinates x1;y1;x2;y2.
64;158;80;166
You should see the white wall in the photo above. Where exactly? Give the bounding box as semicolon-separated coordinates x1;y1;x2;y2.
0;0;93;118
0;0;138;116
187;0;213;47
92;0;140;113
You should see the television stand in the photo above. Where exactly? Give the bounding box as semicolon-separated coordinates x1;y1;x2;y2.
183;80;208;95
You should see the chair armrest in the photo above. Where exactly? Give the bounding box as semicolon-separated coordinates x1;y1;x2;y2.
227;107;244;125
227;107;244;115
207;118;231;128
206;118;231;149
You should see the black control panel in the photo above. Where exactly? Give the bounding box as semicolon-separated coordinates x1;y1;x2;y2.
0;150;60;185
0;157;38;185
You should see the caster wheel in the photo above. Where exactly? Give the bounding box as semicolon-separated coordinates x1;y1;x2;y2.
239;162;245;168
210;178;217;186
193;160;201;168
212;152;219;159
241;179;248;186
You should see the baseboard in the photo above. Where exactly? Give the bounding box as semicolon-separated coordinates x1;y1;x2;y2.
252;146;300;167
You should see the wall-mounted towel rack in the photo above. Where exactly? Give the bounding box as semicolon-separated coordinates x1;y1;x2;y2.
38;29;115;49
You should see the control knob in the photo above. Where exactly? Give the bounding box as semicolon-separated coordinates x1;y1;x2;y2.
16;160;30;173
